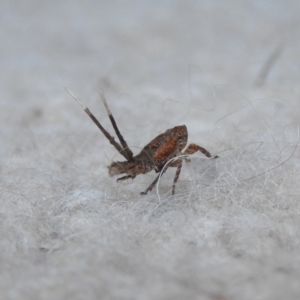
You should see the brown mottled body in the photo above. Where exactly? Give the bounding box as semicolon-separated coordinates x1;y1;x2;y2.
109;125;187;177
66;88;217;195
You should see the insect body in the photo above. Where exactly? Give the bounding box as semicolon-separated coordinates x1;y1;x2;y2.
66;88;217;195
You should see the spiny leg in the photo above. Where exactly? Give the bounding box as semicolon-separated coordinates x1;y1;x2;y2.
64;87;128;160
169;144;218;194
140;174;160;195
172;160;182;195
141;166;169;195
183;143;218;159
100;92;134;161
117;175;134;182
184;143;211;157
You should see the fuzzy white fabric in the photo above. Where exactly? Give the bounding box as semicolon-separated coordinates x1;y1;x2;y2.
2;1;300;299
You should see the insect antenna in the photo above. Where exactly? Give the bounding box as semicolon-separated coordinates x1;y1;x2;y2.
100;92;134;161
64;87;129;161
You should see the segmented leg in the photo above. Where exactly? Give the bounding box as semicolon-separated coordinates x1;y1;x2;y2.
140;174;160;195
65;87;133;162
172;160;182;195
183;143;212;157
117;175;134;182
169;143;217;194
100;93;134;161
141;166;169;195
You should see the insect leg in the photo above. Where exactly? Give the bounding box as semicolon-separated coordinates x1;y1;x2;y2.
172;160;182;195
140;174;160;195
140;164;169;195
65;87;127;160
100;93;134;161
117;175;134;182
184;143;218;159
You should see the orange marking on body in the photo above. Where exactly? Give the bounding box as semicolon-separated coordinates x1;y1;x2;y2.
153;138;177;161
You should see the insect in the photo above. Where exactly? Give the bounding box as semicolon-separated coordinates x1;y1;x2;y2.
66;88;218;195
